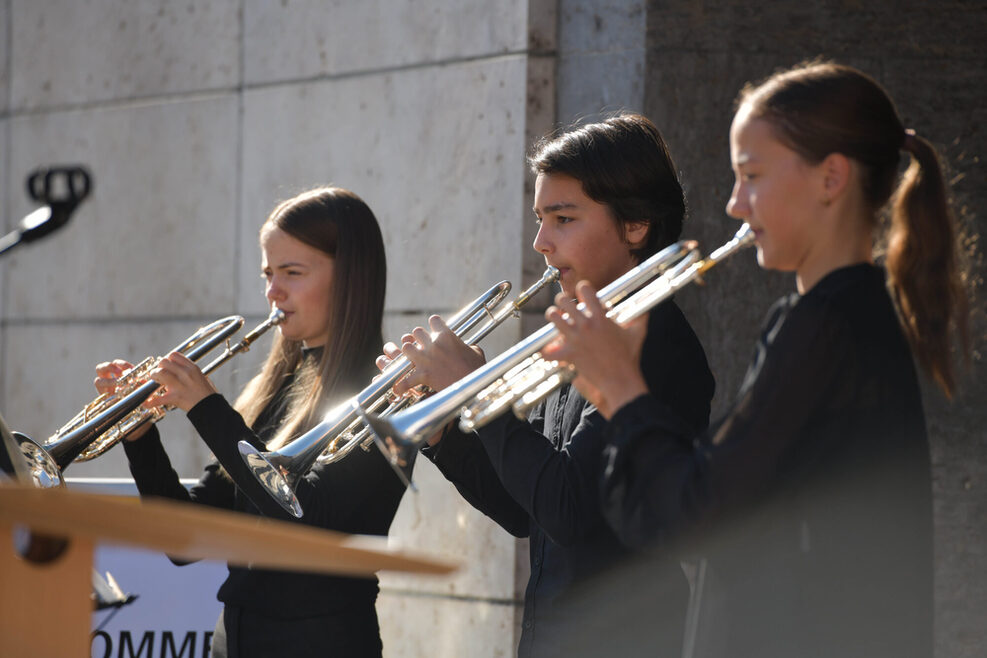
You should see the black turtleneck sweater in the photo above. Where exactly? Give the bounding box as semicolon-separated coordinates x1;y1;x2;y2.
123;348;408;644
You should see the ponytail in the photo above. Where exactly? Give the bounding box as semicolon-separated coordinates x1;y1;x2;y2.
888;131;970;397
739;61;973;397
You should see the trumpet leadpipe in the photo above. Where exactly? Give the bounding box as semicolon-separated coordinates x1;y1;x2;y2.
199;308;286;377
507;225;755;420
362;226;755;461
15;314;248;488
73;309;286;463
238;276;542;518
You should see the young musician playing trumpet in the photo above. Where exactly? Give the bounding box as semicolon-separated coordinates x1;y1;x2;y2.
543;62;971;657
95;188;408;658
381;113;715;657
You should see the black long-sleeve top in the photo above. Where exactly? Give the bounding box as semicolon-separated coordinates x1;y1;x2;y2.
601;264;933;658
423;299;714;657
123;352;408;622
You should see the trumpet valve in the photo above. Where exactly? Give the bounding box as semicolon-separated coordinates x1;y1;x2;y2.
513;362;574;419
459;355;558;432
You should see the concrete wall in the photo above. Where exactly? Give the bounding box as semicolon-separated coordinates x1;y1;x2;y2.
0;1;553;655
2;1;984;657
555;0;646;124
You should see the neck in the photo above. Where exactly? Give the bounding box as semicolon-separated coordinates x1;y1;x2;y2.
796;248;873;294
796;204;874;294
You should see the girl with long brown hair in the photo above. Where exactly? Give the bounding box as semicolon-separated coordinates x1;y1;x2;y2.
543;62;971;657
95;187;406;657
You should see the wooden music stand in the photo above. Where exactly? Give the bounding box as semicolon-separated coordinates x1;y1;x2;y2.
0;484;456;656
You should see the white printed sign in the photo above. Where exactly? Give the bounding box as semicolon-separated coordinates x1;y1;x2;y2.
72;479;226;658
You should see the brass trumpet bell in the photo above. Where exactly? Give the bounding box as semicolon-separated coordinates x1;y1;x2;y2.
15;311;284;489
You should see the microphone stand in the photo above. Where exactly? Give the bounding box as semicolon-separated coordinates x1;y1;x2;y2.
2;167;136;616
0;165;91;257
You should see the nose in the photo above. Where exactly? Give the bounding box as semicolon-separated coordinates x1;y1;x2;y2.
726;180;749;220
266;276;285;305
532;222;553;255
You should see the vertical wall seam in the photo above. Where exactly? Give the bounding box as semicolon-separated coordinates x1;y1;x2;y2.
234;0;245;312
230;0;246;395
1;0;14;403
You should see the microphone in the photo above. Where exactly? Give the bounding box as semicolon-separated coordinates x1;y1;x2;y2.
0;165;92;256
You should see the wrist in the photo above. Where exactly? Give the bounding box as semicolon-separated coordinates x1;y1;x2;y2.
600;374;648;419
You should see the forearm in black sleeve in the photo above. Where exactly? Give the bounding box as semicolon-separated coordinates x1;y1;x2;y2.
600;394;705;549
602;297;853;548
423;421;531;537
185;393;301;521
122;422;236;565
123;424;196;503
474;405;610;547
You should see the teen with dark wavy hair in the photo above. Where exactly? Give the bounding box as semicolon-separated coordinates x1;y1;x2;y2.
380;113;714;657
544;62;971;657
95;187;407;658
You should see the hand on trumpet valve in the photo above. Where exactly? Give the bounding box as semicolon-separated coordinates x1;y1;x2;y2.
94;359;137;396
93;359;156;441
543;281;649;420
372;353;430;402
145;352;218;413
381;315;486;398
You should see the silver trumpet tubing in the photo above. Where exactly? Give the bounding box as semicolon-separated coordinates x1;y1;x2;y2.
239;267;560;519
360;225;756;468
15;310;284;489
75;308;286;462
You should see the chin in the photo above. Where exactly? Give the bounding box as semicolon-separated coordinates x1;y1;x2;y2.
756;250;796;274
755;246;780;271
278;328;299;342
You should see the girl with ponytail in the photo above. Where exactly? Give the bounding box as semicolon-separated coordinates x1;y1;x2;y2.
541;62;971;657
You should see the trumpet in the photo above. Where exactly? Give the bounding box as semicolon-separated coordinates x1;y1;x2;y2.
239;267;560;518
359;225;756;466
14;309;284;489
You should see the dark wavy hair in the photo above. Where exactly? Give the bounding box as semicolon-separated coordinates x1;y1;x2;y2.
527;112;686;262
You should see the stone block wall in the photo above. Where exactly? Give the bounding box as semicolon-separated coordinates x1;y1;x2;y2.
555;0;646;124
0;1;553;655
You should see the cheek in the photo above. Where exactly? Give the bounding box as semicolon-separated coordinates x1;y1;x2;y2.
311;286;334;325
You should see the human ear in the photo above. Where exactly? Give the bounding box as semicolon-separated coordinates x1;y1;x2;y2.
820;152;851;203
623;220;650;248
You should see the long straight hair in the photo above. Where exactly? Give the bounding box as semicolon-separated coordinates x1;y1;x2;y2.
738;61;971;397
235;187;386;447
